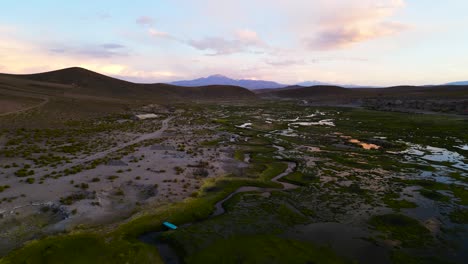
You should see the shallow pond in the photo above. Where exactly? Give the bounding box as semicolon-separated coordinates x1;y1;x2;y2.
402;143;468;172
236;122;252;129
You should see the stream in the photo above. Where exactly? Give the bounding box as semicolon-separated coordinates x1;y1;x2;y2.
139;144;299;263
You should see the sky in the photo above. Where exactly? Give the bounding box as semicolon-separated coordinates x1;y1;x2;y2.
0;0;467;86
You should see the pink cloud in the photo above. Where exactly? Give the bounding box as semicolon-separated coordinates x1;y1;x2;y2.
187;29;267;55
136;16;154;26
148;28;172;38
309;21;408;50
305;0;408;49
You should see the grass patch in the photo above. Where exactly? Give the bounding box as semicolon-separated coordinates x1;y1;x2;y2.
369;214;432;248
418;189;450;203
390;250;454;264
383;193;418;210
234;149;244;161
0;234;161;264
449;208;468;224
185;235;348;264
280;171;318;186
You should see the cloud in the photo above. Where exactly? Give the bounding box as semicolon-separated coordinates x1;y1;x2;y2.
265;59;306;66
136;16;154;26
303;0;408;49
101;43;125;49
235;29;264;46
48;43;128;58
309;22;407;49
188;37;243;55
187;29;267;55
112;70;178;83
148;28;175;39
186;0;408;51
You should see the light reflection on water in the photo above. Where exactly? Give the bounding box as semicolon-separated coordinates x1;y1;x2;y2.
401;143;468;172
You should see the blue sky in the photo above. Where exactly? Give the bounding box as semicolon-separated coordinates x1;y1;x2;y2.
1;0;467;85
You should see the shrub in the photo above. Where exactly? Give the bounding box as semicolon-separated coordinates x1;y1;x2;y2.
0;185;10;192
174;166;185;175
26;178;35;184
194;168;209;178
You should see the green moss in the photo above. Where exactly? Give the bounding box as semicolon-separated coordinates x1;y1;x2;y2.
447;172;468;183
418;189;450;203
0;185;11;192
449;208;468;224
450;185;468;205
399;179;468;205
26;178;36;184
390;250;454;264
369;214;432;248
0;234;161;264
259;162;287;183
280;171;318;186
383;193;418;210
234;149;244;161
390;251;423;264
185;235;348;264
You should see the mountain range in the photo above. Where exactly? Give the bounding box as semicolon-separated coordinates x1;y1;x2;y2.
1;68;467;103
170;74;286;90
170;75;468;90
446;81;468;86
169;75;376;89
169;75;350;89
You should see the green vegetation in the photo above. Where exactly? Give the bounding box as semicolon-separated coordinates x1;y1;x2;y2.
60;193;87;205
449;208;468;224
0;234;161;264
390;250;454;264
0;185;11;192
234;149;244;161
369;214;432;248
1;101;467;263
419;189;450;202
279;171;317;186
186;235;348;264
14;166;35;177
383;193;418;210
26;177;35;184
397;179;468;205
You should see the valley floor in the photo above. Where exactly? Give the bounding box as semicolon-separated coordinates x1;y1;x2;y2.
0;101;467;264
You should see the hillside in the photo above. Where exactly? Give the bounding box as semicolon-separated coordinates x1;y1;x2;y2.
0;67;257;101
260;85;352;98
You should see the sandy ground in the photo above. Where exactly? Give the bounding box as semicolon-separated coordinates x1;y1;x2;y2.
0;115;244;254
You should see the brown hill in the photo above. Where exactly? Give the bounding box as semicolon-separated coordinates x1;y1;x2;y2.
0;67;256;101
259;84;468;100
261;85;351;98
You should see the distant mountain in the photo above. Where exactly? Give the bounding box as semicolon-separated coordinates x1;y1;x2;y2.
170;74;286;90
446;81;468;86
296;81;333;87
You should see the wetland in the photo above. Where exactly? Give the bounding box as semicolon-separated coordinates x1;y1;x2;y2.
0;101;467;264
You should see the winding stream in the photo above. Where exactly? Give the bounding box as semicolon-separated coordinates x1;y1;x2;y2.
139;144;300;263
212;161;297;217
